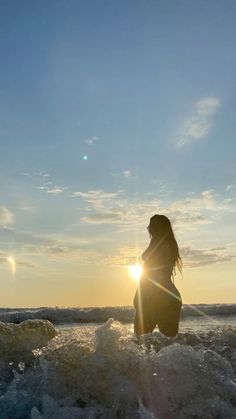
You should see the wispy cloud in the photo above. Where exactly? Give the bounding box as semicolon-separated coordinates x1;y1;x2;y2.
0;206;235;270
111;170;137;180
0;206;14;226
72;189;123;210
176;96;220;148
2;230;235;269
123;170;132;178
73;189;161;226
108;243;236;268
181;244;235;267
83;136;100;146
226;184;235;192
22;171;51;181
22;171;67;195
72;188;234;230
22;241;105;266
36;185;67;194
0;227;56;247
46;187;67;194
170;189;228;214
0;228;101;265
0;251;35;268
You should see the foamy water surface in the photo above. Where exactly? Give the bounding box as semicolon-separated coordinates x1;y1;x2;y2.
0;308;236;418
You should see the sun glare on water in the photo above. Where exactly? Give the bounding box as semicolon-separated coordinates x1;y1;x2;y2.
128;264;143;283
7;256;16;275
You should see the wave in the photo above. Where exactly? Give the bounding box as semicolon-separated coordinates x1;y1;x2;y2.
0;319;236;418
0;304;236;324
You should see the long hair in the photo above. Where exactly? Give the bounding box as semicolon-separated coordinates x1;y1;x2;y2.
147;214;182;276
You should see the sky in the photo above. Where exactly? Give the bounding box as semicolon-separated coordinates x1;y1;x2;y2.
0;0;236;307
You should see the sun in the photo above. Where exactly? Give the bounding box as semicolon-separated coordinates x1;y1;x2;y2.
128;264;143;283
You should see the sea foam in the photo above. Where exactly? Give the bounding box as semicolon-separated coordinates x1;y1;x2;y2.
0;319;235;418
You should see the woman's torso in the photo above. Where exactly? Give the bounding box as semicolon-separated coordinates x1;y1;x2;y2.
142;240;174;285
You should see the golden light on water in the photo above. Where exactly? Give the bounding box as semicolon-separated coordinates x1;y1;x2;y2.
128;264;143;283
7;256;16;275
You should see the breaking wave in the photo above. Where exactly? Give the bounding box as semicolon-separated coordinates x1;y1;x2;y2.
0;319;236;418
0;304;236;324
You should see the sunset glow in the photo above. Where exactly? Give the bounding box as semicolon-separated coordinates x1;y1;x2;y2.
128;264;143;283
0;2;236;307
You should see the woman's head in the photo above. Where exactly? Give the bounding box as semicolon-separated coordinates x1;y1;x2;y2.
147;214;172;239
147;214;182;275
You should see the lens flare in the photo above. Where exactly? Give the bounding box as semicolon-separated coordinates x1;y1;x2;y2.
7;256;16;275
128;264;143;283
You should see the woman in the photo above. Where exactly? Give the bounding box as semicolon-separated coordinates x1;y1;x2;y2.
134;214;182;337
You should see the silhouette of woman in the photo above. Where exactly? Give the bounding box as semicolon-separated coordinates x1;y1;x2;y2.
134;215;182;336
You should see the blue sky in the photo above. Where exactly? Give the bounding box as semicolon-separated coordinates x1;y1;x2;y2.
0;1;236;306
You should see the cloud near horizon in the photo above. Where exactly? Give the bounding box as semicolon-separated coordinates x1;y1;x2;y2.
0;228;105;267
181;245;236;267
177;96;220;148
108;243;236;269
0;250;35;269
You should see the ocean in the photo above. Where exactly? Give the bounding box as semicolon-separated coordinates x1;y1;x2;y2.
0;305;235;418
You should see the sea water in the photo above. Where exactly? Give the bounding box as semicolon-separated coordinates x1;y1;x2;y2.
57;315;236;333
0;306;235;418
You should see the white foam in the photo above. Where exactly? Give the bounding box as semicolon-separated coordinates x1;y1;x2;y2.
0;319;236;418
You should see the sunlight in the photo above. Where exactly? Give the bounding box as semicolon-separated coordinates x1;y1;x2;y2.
128;264;143;283
7;256;16;275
